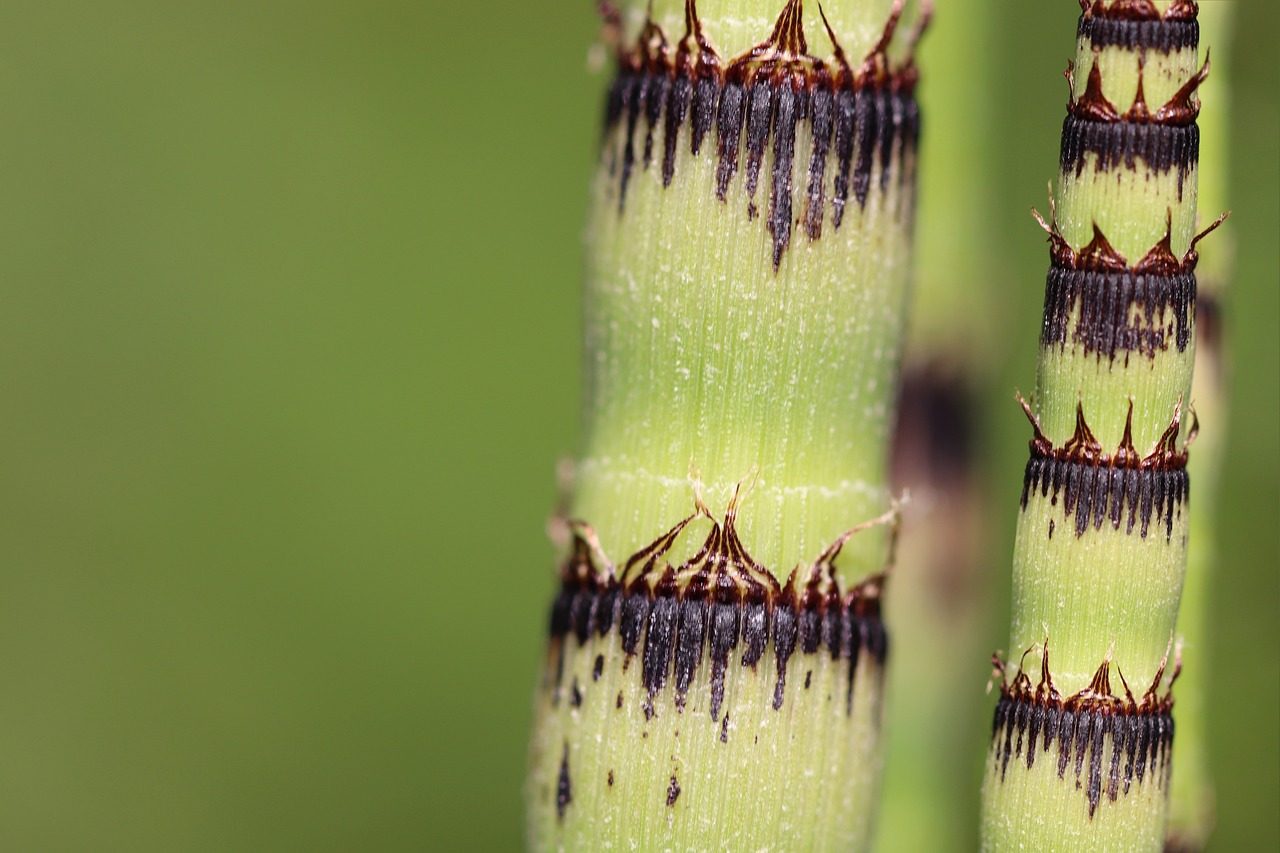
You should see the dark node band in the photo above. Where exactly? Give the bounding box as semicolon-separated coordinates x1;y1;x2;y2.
1021;456;1188;541
1077;15;1198;53
548;570;886;721
1060;115;1198;197
991;691;1174;818
990;654;1176;818
605;69;918;269
1041;265;1196;361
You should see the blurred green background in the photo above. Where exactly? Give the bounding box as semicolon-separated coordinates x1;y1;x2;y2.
0;1;1273;850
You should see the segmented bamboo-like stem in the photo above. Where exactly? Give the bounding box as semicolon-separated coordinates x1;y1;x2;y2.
981;2;1224;850
527;1;926;850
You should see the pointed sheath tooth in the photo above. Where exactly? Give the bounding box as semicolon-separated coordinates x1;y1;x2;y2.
643;74;669;169
618;74;644;210
772;603;798;711
662;75;691;186
805;87;834;240
707;600;739;720
743;78;775;217
620;593;649;657
643;593;679;698
831;88;856;228
852;88;877;209
672;597;708;707
714;81;745;199
740;600;768;668
769;85;797;268
690;74;718;156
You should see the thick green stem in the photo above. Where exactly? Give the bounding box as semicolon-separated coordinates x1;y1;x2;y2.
982;2;1215;850
527;1;924;850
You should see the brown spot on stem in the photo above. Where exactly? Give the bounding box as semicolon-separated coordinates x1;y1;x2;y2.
666;773;682;806
556;743;572;821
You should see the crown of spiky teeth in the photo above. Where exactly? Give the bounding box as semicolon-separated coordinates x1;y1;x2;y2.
1032;208;1228;275
549;498;898;719
1078;0;1199;23
602;0;928;268
1017;395;1196;540
1019;395;1195;469
1067;50;1210;126
990;641;1180;818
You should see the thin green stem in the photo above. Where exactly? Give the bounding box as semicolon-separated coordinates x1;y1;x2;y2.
982;2;1217;850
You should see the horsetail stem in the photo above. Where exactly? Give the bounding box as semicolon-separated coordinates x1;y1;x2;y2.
527;1;926;850
981;2;1226;851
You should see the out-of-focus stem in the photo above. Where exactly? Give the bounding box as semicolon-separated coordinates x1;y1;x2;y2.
877;0;997;849
1167;2;1234;850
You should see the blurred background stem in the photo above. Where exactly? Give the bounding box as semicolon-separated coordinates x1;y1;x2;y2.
1167;2;1235;850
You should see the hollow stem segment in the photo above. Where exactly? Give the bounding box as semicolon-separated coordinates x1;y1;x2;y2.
982;2;1218;850
528;2;924;851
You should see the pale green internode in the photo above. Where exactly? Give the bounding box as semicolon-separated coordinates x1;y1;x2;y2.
982;2;1211;850
528;1;926;850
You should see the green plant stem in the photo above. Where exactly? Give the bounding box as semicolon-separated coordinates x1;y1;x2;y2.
982;2;1213;850
527;1;925;850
